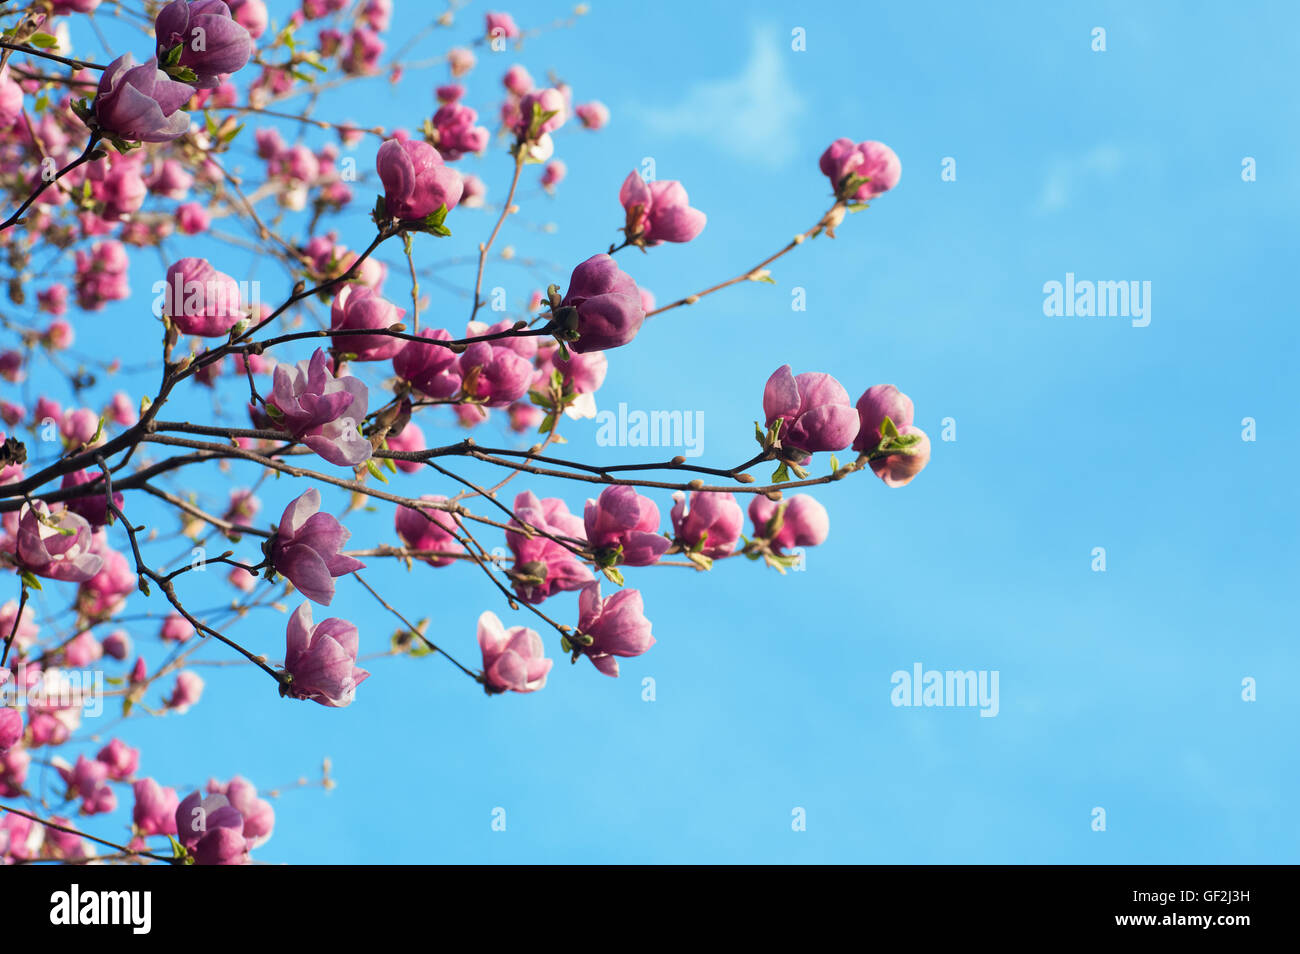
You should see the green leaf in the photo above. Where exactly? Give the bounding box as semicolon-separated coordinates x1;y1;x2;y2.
560;635;572;653
163;43;184;66
771;462;790;484
365;459;389;483
20;570;42;591
29;33;59;49
829;454;841;473
601;565;625;586
880;415;900;440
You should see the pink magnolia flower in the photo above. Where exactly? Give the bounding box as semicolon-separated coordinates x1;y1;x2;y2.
57;754;116;814
477;611;551;694
165;671;205;712
88;154;147;219
394;495;464;566
457;342;533;407
575;101;609;130
330;285;406;362
163;257;244;337
619;172;707;246
160;612;194;643
506;491;593;604
762;365;860;460
147;158;194;198
341;26;385;75
747;494;830;552
154;0;254;89
0;746;29;796
502;64;532;95
176;201;210;234
77;549;135;618
63;631;103;667
282;603;369;707
360;0;391;31
267;349;372;466
269;487;365;605
0;66;22;129
574;583;655;677
584;485;670;567
228;566;257;592
514;87;566;140
228;0;268;38
557;253;646;354
0;709;21;755
60;467;123;527
176;791;248;864
852;384;930;487
819;138;901;200
16;502;105;583
670;491;744;559
102;630;132;660
432;102;488;161
485;11;520;39
93;54;192;143
37;284;68;316
96;738;140;781
540;159;566;192
392;328;461;398
133;778;180;835
206;776;274;847
376;137;463;220
384;420;425;474
448;47;476;77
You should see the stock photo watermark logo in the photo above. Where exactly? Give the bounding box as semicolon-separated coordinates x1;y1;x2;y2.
150;275;263;322
594;402;705;458
1042;272;1151;327
890;663;999;717
49;885;151;935
0;663;104;719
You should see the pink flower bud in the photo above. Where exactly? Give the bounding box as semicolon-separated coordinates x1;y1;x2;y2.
584;485;670;566
163;257;244;337
165;670;204;711
96;738;139;781
619;172;707;246
282;603;369;707
819;138;901;200
762;365;860;460
559;254;646;354
575;101;609;130
477;611;552;693
330;285;406;362
132;778;179;835
394;495;463;566
747;494;829;552
376;137;463;219
670;491;743;558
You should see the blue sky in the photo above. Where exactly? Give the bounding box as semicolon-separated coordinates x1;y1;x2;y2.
9;0;1298;863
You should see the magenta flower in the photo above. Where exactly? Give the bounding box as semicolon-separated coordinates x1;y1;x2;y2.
330;285;405;362
486;11;520;39
376;138;463;220
282;603;369;707
506;491;593;604
154;0;254;89
514;87;566;140
57;754;116;815
584;485;669;567
852;384;931;487
670;491;744;559
15;502;105;583
557;254;646;354
92;54;192;143
176;791;248;865
477;611;552;694
0;708;21;755
762;365;860;460
619;172;707;246
748;494;830;552
267;348;371;466
96;738;139;781
60;467;123;528
392;328;461;398
394;495;464;567
132;778;180;836
207;776;274;847
163;257;244;337
165;671;204;711
269;488;365;605
819;138;902;201
574;583;655;677
458;342;533;407
575;101;609;130
432;102;489;161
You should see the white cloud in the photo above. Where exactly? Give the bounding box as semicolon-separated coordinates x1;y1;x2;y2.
637;27;804;168
1036;145;1125;213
